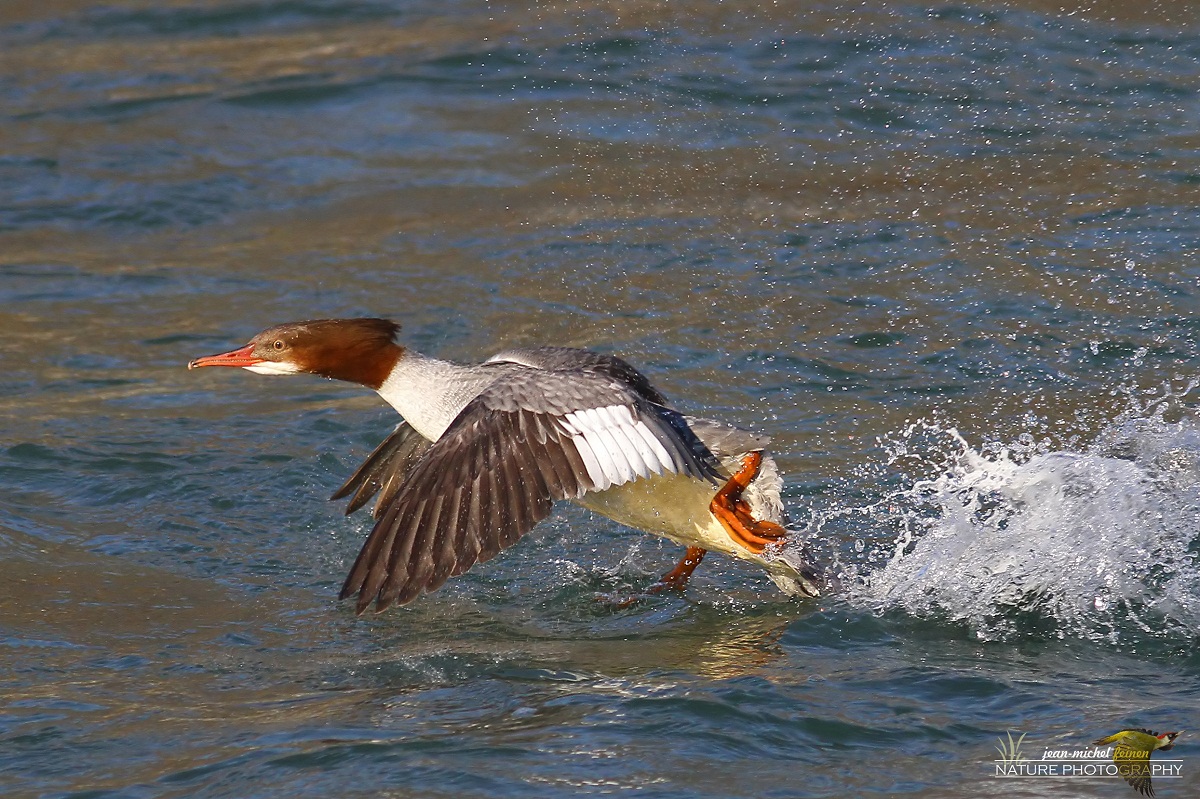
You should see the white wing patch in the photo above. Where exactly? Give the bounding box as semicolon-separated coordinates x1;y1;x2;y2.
559;405;677;491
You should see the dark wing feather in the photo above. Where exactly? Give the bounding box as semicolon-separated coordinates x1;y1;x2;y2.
330;421;433;517
340;369;722;612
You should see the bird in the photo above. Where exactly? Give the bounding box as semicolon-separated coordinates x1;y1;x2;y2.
188;318;824;612
1092;728;1181;797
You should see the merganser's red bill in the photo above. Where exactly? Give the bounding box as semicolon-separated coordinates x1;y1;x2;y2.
187;343;263;370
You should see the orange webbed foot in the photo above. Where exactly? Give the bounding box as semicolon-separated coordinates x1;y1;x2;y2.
710;452;788;554
596;547;708;607
647;546;707;593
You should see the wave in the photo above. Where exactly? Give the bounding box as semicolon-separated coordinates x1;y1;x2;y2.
809;383;1200;646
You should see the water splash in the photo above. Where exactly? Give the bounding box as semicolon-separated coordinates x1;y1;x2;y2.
822;384;1200;645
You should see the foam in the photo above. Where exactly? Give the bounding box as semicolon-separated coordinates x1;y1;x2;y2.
828;385;1200;645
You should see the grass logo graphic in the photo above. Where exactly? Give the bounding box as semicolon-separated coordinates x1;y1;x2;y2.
995;731;1027;764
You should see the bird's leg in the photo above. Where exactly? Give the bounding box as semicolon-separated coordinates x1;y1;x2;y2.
598;547;707;607
647;546;707;593
710;451;788;554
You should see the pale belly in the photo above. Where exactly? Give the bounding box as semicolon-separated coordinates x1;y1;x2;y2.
571;461;823;598
571;453;825;597
573;471;758;563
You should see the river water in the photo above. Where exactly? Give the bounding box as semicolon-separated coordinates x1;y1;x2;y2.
2;1;1199;797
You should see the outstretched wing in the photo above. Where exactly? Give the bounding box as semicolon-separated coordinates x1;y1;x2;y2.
339;368;723;612
333;348;673;520
330;421;432;517
486;346;670;405
1113;742;1155;797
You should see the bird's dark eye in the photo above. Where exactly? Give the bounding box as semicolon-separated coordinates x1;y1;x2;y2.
272;340;285;351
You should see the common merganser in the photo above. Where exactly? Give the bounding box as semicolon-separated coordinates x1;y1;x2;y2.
189;318;823;612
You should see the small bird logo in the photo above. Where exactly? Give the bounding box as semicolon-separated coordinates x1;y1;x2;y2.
1092;729;1182;797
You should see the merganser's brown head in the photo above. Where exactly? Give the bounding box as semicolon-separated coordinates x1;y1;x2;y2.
188;318;403;389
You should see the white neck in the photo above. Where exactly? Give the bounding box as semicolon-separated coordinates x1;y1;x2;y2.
375;350;497;441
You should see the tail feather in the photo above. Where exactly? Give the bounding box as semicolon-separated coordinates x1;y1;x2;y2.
765;543;827;598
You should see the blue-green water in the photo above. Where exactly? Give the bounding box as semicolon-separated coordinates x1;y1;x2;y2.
2;2;1198;797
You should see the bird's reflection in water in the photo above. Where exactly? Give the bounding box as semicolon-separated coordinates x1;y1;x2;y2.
348;596;812;688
